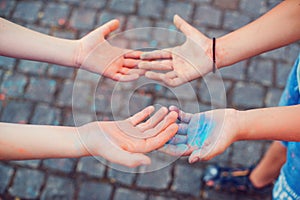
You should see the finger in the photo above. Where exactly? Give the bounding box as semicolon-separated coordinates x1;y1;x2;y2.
143;123;178;152
113;73;139;82
143;111;178;137
159;144;192;156
177;109;193;123
140;50;172;60
138;60;173;71
136;107;168;131
173;15;197;37
104;147;151;167
145;71;166;82
100;19;120;37
128;106;155;126
124;50;143;58
167;134;187;145
123;58;141;68
119;68;146;76
177;123;189;134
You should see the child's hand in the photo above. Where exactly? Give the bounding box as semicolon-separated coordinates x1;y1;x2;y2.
78;106;178;168
138;15;213;87
76;19;145;81
160;106;239;163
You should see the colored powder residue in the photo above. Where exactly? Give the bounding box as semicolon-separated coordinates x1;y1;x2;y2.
188;114;215;148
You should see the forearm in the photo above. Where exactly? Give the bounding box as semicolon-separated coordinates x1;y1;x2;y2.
0;18;79;67
217;0;300;68
238;105;300;141
0;123;88;160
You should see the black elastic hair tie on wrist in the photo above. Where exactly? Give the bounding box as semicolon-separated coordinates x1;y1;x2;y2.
212;37;216;73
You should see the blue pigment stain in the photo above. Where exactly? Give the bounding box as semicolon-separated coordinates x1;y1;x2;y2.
188;114;215;148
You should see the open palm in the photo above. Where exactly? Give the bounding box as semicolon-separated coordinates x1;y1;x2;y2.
77;19;145;82
160;106;239;163
139;15;213;87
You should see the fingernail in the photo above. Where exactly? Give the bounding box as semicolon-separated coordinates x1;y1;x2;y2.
191;157;199;163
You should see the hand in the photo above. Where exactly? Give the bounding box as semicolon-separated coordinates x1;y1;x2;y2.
75;19;145;81
138;15;213;87
160;106;239;163
78;106;178;167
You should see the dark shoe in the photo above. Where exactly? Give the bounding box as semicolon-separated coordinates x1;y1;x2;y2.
201;165;273;194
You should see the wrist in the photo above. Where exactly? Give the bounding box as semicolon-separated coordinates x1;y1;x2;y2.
72;40;83;68
236;110;249;141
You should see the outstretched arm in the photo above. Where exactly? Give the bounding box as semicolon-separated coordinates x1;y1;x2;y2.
216;0;300;67
161;105;300;163
0;106;178;167
140;0;300;86
0;18;144;81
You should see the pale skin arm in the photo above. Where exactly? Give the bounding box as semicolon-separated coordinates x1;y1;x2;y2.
139;0;300;86
0;18;144;81
217;0;300;67
161;105;300;163
0;106;178;167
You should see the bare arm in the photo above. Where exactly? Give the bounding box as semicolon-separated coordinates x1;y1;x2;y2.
0;17;77;67
238;105;300;141
217;0;300;67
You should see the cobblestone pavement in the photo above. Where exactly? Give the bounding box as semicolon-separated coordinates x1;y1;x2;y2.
0;0;300;199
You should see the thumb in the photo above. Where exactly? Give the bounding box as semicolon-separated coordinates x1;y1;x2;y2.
104;146;151;168
98;19;120;38
173;15;196;37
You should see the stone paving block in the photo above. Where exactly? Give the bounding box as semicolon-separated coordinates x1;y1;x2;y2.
232;82;265;109
276;61;292;88
194;5;222;28
148;195;177;200
12;1;42;23
109;0;136;14
213;0;239;10
10;160;40;168
0;163;14;193
126;16;152;40
43;158;76;173
48;64;74;79
191;0;212;3
199;78;231;106
1;73;27;97
77;157;105;178
223;11;252;31
41;3;70;26
231;141;264;166
261;46;287;61
138;0;165;19
94;86;113;113
183;101;210;113
78;181;112;200
9;168;44;199
166;81;199;101
136;164;172;189
1;101;33;123
18;60;48;75
57;80;93;109
96;11;126;31
113;188;146;200
107;163;137;185
25;78;56;103
127;93;152;116
40;175;75;200
248;59;273;86
265;88;282;107
0;56;16;70
165;1;193;21
171;164;203;197
220;61;247;81
202;189;237;200
76;69;100;83
60;0;81;6
84;0;107;9
240;0;268;18
154;98;181;110
208;147;231;167
0;0;15;17
70;8;96;30
31;104;61;125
